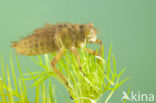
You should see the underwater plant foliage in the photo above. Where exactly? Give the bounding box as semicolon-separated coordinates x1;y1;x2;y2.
0;45;128;103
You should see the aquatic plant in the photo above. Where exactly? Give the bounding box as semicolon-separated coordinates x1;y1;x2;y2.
0;45;128;103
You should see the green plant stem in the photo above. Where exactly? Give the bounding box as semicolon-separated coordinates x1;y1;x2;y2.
105;91;114;103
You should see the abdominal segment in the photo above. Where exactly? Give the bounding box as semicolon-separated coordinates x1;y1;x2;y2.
11;35;58;56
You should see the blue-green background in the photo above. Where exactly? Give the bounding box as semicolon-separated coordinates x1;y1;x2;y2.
0;0;155;102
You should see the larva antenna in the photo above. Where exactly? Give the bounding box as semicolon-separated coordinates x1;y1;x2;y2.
98;27;105;31
96;27;104;36
98;31;104;36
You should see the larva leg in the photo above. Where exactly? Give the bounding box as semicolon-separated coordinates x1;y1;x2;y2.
51;48;68;86
95;39;103;56
51;49;74;100
86;39;103;62
85;48;97;55
88;39;103;56
70;47;85;76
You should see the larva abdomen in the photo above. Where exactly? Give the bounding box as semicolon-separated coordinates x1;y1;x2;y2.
12;34;58;56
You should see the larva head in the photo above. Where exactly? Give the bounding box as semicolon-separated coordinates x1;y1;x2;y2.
80;22;97;42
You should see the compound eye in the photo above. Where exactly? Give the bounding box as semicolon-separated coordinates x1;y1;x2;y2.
90;29;94;35
59;24;64;28
79;25;83;29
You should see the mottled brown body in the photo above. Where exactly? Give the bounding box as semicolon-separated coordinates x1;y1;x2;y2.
12;23;97;56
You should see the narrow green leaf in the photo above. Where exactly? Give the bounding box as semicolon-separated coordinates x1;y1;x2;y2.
24;71;44;76
118;68;126;77
16;55;27;96
44;54;51;71
7;66;14;103
10;53;18;92
107;44;112;78
112;55;116;75
49;79;54;103
22;71;51;81
115;77;129;90
35;85;40;103
0;77;7;103
0;55;5;84
123;87;131;103
30;56;48;70
31;74;51;87
19;80;25;103
105;75;114;86
2;83;20;98
42;83;46;103
105;91;114;103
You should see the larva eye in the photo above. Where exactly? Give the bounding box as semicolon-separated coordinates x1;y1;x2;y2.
63;24;67;27
59;25;63;28
90;29;94;35
79;25;83;29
